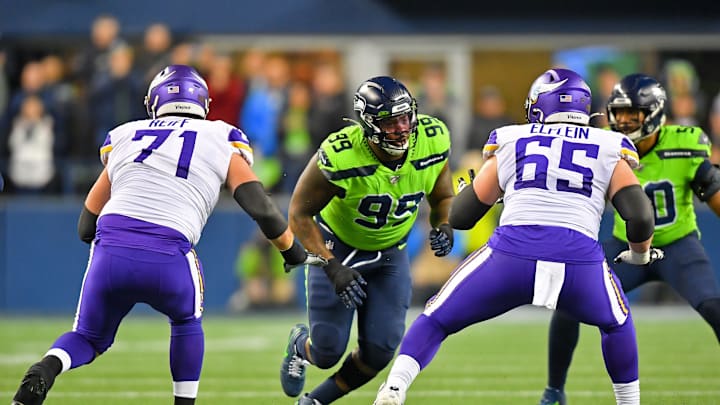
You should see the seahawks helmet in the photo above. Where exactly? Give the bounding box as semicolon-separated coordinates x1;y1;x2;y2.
525;68;592;125
607;73;667;143
144;64;210;119
353;76;418;156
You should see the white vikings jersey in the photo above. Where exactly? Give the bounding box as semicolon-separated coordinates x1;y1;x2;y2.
99;117;253;244
483;123;638;240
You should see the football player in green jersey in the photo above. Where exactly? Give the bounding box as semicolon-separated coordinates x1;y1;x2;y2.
279;76;455;404
538;74;720;405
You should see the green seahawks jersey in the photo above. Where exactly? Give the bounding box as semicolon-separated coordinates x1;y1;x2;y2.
612;125;711;247
317;114;451;251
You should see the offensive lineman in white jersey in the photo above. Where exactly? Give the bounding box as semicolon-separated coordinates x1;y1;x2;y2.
374;68;664;405
11;65;326;405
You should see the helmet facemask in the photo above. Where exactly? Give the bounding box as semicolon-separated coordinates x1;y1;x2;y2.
366;112;417;156
353;76;418;157
606;74;667;143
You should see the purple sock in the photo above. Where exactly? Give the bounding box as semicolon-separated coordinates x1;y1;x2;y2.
601;314;639;383
170;319;204;381
398;314;448;369
53;331;98;369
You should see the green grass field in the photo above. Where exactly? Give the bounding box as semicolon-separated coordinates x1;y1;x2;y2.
1;307;718;404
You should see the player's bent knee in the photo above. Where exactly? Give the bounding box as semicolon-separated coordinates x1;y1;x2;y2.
171;318;203;336
359;342;395;371
309;322;345;369
697;298;720;342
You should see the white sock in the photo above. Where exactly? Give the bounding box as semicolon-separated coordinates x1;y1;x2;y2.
45;348;72;373
613;380;639;405
385;354;421;392
174;380;199;399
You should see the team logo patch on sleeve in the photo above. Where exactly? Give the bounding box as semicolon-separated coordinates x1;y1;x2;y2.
318;148;332;167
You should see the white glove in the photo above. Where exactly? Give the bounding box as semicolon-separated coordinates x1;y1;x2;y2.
613;248;664;265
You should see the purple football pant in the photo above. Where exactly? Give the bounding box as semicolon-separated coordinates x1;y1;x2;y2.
399;246;638;383
51;241;205;382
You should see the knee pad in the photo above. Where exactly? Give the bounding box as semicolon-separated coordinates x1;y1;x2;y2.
334;346;386;393
358;341;395;371
309;321;345;369
171;318;203;337
697;298;720;342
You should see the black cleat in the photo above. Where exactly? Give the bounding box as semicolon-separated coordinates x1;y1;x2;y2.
538;387;567;405
12;362;57;405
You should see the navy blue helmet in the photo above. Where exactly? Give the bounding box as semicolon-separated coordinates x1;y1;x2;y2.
353;76;418;156
607;73;667;143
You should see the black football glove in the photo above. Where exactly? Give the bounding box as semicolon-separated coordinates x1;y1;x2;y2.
323;258;367;309
429;223;454;257
456;168;476;193
281;239;328;273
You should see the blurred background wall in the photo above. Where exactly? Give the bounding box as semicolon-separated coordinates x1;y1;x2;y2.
1;0;719;313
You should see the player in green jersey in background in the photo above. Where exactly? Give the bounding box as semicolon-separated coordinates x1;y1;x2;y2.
279;76;455;404
538;74;720;405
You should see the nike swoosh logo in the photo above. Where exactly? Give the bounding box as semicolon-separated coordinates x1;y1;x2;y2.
529;78;568;102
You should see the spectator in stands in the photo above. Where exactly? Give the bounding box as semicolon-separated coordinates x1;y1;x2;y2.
669;92;699;126
239;53;289;192
662;59;706;128
415;63;456;130
708;93;720;164
590;64;621;129
88;45;145;148
6;95;59;193
466;85;513;152
135;23;174;86
3;61;49;128
206;53;245;125
0;61;60;174
194;44;216;78
71;14;128;84
308;61;348;148
40;55;72;154
279;81;312;193
170;42;195;66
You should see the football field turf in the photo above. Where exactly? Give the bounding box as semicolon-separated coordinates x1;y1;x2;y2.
1;306;718;404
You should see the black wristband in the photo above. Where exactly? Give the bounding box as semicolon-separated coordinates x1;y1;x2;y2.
280;239;307;265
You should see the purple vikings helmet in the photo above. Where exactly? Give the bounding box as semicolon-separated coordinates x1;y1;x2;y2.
144;65;210;119
524;68;592;125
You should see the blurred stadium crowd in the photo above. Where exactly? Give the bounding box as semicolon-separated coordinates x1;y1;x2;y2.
2;13;720;310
